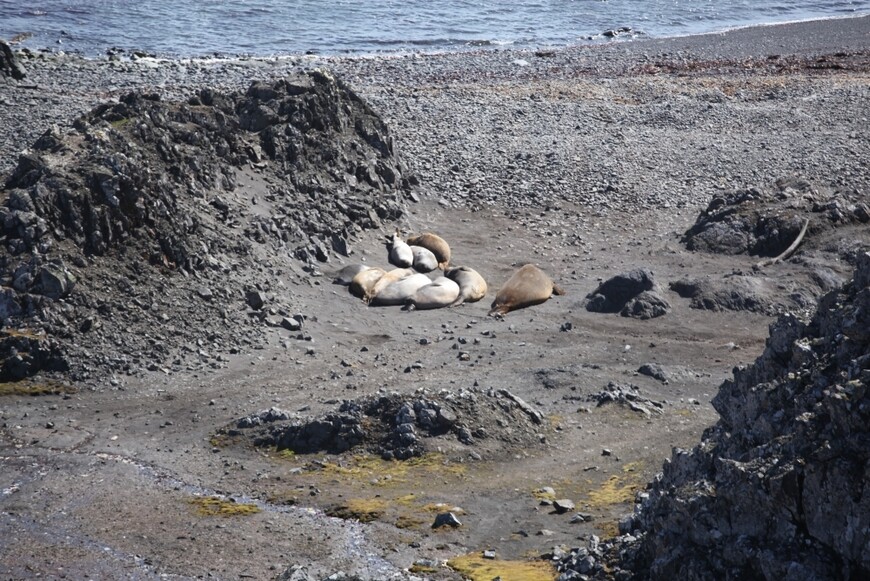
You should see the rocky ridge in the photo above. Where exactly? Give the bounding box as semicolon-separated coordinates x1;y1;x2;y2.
567;252;870;580
0;71;412;382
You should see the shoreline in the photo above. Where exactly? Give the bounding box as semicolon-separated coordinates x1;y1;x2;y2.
4;13;869;63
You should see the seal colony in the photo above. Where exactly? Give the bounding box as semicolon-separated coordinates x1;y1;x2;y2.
334;230;563;314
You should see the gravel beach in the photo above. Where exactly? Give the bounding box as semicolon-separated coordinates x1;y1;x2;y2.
0;15;868;581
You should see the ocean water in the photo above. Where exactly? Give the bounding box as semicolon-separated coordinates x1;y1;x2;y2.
0;0;868;57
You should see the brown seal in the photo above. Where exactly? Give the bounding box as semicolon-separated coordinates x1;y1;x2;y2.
404;276;461;311
445;266;487;306
488;264;565;316
406;233;451;270
349;267;386;299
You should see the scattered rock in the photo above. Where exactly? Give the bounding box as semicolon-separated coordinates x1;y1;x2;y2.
587;382;665;417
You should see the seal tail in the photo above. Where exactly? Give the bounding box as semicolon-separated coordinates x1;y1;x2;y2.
552;284;566;296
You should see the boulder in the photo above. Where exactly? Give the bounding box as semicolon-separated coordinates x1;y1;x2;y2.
586;269;668;318
0;41;26;80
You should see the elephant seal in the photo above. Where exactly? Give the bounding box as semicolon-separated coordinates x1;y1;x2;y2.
410;245;438;273
406;233;451;270
387;231;414;268
445;266;488;306
404;276;461;311
488;264;565;316
333;264;370;286
364;267;416;303
369;273;433;306
349;267;386;299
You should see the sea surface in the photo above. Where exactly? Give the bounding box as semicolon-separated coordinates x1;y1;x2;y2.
1;0;868;57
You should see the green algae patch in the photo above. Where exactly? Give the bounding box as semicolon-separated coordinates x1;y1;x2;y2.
190;496;261;517
326;497;388;523
447;553;557;581
0;380;76;397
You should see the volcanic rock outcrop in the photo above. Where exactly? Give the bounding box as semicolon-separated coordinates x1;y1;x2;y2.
0;70;414;381
226;388;547;461
570;252;870;580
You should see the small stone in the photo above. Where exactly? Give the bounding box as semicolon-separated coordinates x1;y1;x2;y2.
553;499;575;514
602;449;612;456
483;550;496;560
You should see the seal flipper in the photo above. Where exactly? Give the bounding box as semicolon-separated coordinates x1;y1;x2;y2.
449;296;466;308
552;284;566;296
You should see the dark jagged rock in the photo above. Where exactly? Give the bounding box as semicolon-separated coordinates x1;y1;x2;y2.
0;71;414;381
586;268;669;318
0;41;27;80
589;252;870;580
225;389;546;461
683;177;869;258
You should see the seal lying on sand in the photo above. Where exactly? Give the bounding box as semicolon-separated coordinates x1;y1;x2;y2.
404;276;461;311
364;267;416;303
406;233;451;270
349;267;386;299
445;266;487;306
410;245;438;273
369;273;432;306
387;231;414;268
333;264;370;286
489;264;565;316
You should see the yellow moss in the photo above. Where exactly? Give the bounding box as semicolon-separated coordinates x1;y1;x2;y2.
586;475;640;507
532;488;556;502
421;502;465;515
276;449;297;460
395;515;425;529
447;553;557;581
190;496;261;517
311;453;465;486
326;497;388;523
409;563;439;574
0;380;75;397
621;461;643;474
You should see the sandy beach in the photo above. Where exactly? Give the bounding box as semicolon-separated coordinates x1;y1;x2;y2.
0;15;868;580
